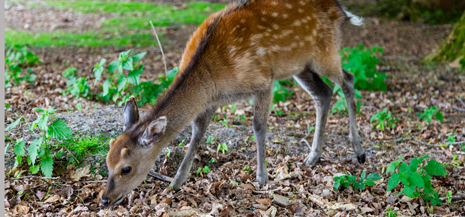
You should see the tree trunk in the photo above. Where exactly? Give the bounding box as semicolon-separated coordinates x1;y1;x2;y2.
425;11;465;65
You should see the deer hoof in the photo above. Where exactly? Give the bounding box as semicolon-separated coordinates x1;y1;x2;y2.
357;153;366;164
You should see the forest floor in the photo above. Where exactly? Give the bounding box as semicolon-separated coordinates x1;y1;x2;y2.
4;0;465;216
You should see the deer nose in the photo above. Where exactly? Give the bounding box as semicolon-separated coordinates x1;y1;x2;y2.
101;196;109;206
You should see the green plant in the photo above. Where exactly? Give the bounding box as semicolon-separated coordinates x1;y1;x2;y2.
196;166;210;176
273;80;294;103
59;134;109;165
417;106;444;122
8;107;73;177
385;156;447;205
62;67;91;98
217;143;229;154
333;171;382;191
94;50;178;106
450;155;463;167
243;166;252;172
5;45;40;86
209;158;215;164
370;108;399;130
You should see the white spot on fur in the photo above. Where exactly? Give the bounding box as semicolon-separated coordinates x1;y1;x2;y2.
299;41;304;47
261;17;267;22
299;1;305;5
250;34;263;41
298;9;304;13
271;45;280;51
282;14;288;19
281;29;293;37
271;1;278;6
293;20;301;26
272;12;278;17
256;47;267;56
285;3;292;9
272;24;279;30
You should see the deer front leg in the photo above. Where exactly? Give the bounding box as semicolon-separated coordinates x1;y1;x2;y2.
252;89;272;184
170;106;217;190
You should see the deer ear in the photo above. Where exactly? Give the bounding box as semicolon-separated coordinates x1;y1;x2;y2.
123;96;139;131
109;139;115;149
139;116;167;147
121;148;129;158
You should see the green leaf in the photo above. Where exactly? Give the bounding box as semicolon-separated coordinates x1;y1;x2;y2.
28;138;43;166
386;173;400;191
40;155;54;177
333;178;342;190
132;52;147;62
33;108;45;113
123;58;134;71
399;162;408;173
6;116;24;131
117;77;127;92
403;185;417;198
434;112;444;121
30;165;40;174
425;160;446;177
409;172;425;188
167;67;179;80
386;156;403;173
14;139;26;156
128;65;143;85
47;119;73;140
361;171;367;180
103;79;111;96
366;173;382;182
108;60;119;73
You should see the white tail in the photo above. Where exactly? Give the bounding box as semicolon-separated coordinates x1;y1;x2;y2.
344;9;364;26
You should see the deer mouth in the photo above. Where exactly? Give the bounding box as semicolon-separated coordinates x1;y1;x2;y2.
112;194;125;206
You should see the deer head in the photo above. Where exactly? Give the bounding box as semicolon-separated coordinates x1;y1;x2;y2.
101;97;167;207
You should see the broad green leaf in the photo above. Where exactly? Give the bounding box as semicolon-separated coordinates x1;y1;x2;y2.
47;119;73;140
117;77;127;91
435;112;444;121
6;116;24;131
38;115;49;131
103;79;111;96
425;160;446;177
361;171;367;180
132;52;147;62
399;162;408;173
123;58;134;71
40;155;54;177
167;67;179;80
409;158;419;172
386;156;403;173
28;138;43;166
403;185;417;198
128;65;143;85
409;172;425;188
366;173;382;182
30;165;40;174
386;173;400;191
14;139;26;156
108;60;119;73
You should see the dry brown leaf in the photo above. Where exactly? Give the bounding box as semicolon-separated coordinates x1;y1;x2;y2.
256;198;271;206
70;165;90;181
44;195;61;204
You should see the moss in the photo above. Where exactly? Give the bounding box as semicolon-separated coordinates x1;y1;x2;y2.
425;11;465;63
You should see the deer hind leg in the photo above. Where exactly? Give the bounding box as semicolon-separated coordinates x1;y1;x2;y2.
313;48;366;164
294;66;333;166
170;105;217;190
340;69;365;163
252;87;273;184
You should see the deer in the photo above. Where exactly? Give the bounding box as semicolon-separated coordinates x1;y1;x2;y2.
101;0;366;207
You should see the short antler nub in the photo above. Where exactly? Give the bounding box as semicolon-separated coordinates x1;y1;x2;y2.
123;96;140;131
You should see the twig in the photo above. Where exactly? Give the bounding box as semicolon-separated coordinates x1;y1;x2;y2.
7;175;61;180
456;96;465;108
82;180;107;184
431;97;465;112
451;106;465;112
149;21;168;76
252;187;283;194
148;171;174;182
390;137;464;147
440;194;465;201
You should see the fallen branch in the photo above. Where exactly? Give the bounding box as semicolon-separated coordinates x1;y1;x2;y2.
456;96;465;107
440;194;465;201
390;137;464;147
431;97;465;112
7;175;61;181
252;187;283;194
149;20;168;76
148;171;174;182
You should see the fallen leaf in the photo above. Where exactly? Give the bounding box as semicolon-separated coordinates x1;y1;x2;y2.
256;198;270;206
70;165;90;181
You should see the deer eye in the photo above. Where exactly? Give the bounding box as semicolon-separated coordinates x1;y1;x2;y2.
121;167;132;175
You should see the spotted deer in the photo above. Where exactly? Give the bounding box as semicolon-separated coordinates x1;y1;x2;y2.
101;0;366;207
